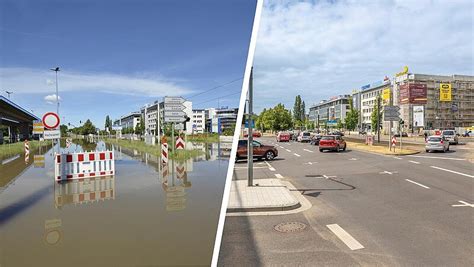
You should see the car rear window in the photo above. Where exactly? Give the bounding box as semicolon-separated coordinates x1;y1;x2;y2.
321;136;335;140
443;130;454;135
428;137;442;142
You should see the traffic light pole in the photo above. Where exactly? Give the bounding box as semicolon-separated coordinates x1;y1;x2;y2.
377;97;381;143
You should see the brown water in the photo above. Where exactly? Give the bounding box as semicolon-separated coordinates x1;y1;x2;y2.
0;140;229;266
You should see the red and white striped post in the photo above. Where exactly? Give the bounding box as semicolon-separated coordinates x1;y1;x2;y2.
24;139;29;164
161;136;168;165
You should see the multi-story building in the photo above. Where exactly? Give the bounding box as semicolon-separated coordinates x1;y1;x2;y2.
206;107;238;133
359;79;391;131
141;101;160;136
393;73;474;131
113;112;141;131
308;95;351;129
191;109;206;133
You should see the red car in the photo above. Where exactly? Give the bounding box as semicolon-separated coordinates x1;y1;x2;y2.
276;131;290;142
319;135;346;152
236;139;278;161
243;131;262;138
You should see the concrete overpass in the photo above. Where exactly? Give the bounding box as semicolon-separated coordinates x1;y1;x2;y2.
0;96;39;143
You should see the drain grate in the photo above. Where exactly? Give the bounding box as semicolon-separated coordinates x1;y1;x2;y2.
274;222;307;233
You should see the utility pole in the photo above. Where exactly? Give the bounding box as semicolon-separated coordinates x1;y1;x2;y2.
326;108;329;133
389;85;393;150
248;67;254;187
50;67;60;115
377;96;381;143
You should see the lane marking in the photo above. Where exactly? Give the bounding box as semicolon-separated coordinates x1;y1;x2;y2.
379;171;397;175
408;155;466;161
451;200;474;208
322;174;337;179
349;158;358;161
286;149;291;152
393;157;402;160
303;149;314;153
275;173;284;179
308;162;313;165
326;224;364;250
430;166;474;178
264;161;276;171
405;179;430;189
294;153;301;157
408;160;420;164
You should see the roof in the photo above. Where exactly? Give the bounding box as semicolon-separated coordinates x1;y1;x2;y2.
0;95;40;121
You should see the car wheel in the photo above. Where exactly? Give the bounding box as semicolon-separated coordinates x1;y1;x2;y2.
447;146;450;151
425;149;430;153
265;151;275;161
336;145;340;152
319;149;323;152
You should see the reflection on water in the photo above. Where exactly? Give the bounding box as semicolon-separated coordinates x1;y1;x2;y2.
55;177;115;209
0;138;230;266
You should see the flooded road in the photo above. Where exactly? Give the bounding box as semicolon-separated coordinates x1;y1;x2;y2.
0;139;230;266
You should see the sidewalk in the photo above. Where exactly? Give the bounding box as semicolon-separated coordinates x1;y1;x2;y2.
227;179;301;212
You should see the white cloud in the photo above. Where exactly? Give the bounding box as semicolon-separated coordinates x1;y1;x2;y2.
44;94;61;104
0;67;193;97
254;0;473;111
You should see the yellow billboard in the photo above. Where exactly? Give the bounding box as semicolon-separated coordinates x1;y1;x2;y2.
382;88;391;102
440;83;452;101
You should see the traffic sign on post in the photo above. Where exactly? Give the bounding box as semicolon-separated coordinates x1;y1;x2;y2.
384;106;400;121
42;112;60;129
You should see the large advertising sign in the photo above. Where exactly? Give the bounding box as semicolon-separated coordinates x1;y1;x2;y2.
439;83;452;101
413;106;424;127
382;88;391;103
399;83;427;104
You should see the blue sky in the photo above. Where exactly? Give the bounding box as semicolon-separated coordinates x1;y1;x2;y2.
253;0;473;112
0;0;256;128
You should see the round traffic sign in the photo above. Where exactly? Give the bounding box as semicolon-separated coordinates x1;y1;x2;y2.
42;112;60;129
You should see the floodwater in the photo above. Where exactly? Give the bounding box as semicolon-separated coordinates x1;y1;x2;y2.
0;139;231;266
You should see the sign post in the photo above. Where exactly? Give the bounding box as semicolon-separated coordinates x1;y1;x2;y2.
42;112;61;153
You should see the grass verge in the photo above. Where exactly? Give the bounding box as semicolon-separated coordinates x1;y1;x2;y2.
105;138;204;160
346;141;420;155
0;140;52;160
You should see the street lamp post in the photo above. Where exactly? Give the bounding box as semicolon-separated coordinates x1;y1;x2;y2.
50;67;60;115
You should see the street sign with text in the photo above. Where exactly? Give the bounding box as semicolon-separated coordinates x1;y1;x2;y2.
164;104;185;111
164;117;186;123
164;111;186;117
44;129;61;140
164;96;185;104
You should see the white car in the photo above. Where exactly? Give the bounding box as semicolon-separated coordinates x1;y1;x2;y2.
441;130;458;145
425;136;450;153
297;132;311;142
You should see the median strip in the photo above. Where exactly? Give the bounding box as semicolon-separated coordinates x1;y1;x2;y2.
326;224;364;250
405;179;430;189
430;166;474;178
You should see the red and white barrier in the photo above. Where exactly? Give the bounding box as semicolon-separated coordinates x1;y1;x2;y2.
161;143;169;164
24;140;29;164
55;176;115;208
176;136;185;150
54;150;115;181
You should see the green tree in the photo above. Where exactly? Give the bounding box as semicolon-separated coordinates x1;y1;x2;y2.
371;97;381;132
256;108;267;132
60;124;68;136
293;95;302;124
105;115;112;131
345;98;359;131
81;119;97;135
336;119;344;130
301;101;306;121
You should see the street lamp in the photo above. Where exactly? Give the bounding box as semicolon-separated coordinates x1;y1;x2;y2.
50;67;60;115
5;91;13;99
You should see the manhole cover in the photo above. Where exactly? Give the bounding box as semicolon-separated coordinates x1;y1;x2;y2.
274;222;307;233
305;174;323;178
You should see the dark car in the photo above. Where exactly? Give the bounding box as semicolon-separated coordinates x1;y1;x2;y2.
394;132;408;137
319;135;346;152
236;139;278;162
330;131;345;136
310;134;322;145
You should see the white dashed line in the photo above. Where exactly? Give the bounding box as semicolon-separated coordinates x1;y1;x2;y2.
408;155;466;161
408;160;420;164
405;179;430;189
264;161;276;171
430;166;474;178
275;173;284;179
294;153;301;157
308;162;313;165
393;157;402;160
286;149;291;152
303;149;314;153
326;224;364;250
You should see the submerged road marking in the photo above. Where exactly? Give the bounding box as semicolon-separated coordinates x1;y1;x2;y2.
405;179;430;189
430;166;474;178
275;173;284;179
326;224;364;250
303;149;314;153
294;153;301;157
409;160;420;164
451;200;474;208
408;155;466;161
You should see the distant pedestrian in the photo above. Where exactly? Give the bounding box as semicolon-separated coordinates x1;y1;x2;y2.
424;131;428;141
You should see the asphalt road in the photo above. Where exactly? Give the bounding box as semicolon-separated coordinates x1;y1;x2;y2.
219;137;473;266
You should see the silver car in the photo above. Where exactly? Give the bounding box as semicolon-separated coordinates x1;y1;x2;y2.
297;131;311;142
441;130;458;145
425;136;450;153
